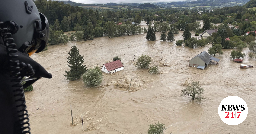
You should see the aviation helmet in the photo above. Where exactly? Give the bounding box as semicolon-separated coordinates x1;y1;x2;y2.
0;0;49;56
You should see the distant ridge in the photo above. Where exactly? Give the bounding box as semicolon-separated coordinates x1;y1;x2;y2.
244;0;256;8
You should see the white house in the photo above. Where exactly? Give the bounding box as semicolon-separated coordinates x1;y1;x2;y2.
101;60;124;73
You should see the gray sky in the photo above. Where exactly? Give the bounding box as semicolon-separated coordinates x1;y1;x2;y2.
71;0;185;4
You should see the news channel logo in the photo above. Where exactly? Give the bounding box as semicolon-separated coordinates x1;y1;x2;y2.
218;96;248;125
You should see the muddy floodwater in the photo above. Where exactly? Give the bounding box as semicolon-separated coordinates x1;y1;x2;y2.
26;31;256;134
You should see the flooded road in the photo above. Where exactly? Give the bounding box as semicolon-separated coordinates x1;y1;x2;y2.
26;31;256;134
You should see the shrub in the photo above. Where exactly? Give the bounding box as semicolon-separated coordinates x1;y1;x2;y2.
58;33;69;44
82;67;102;87
249;52;255;58
148;66;159;74
113;56;121;61
195;33;199;36
49;30;68;45
24;85;33;92
69;33;76;41
136;55;151;69
148;122;165;134
230;50;245;59
74;31;84;41
181;81;204;100
176;40;183;46
21;78;33;92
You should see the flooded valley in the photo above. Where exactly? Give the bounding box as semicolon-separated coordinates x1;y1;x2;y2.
26;32;256;134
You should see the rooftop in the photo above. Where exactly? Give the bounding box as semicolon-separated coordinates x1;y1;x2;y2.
197;51;212;64
104;60;123;71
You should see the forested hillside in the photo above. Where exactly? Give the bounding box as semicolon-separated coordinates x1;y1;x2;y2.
35;0;256;50
244;0;256;8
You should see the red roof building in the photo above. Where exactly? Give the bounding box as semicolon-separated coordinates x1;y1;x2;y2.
101;60;124;73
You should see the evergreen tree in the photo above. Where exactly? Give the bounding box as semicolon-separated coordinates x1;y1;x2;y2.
203;15;211;31
183;26;191;41
65;46;87;81
52;19;61;31
134;14;142;24
83;22;94;40
61;16;70;32
160;31;166;41
167;31;174;42
104;21;116;38
146;25;156;41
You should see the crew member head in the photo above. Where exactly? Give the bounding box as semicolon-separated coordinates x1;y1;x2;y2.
0;0;49;56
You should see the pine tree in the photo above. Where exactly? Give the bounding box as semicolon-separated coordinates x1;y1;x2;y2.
203;15;211;31
65;46;87;81
167;31;174;42
146;25;156;41
160;31;166;41
61;16;70;32
183;25;191;41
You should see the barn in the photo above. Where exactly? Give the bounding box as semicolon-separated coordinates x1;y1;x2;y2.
101;60;124;73
189;51;220;70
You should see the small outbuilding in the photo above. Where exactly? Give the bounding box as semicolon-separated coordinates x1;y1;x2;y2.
101;60;124;74
189;51;220;70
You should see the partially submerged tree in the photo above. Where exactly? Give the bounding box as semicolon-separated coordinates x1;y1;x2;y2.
181;81;204;101
148;122;165;134
208;44;223;56
176;40;183;46
202;15;211;31
136;55;152;69
113;56;121;61
65;46;87;81
160;31;166;41
230;50;245;59
167;30;174;42
82;67;102;87
146;25;156;41
183;25;191;41
148;66;159;74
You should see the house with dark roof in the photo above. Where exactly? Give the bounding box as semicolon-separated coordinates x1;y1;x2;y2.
101;60;124;73
189;51;220;70
200;29;218;38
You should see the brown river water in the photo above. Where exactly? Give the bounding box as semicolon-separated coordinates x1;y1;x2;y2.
26;30;256;134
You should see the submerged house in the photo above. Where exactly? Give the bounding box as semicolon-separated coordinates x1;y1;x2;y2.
101;60;124;73
200;29;218;38
189;51;220;70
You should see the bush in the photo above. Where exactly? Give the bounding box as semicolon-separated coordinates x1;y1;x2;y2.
24;85;33;92
74;31;84;41
82;67;102;87
21;78;33;92
69;33;76;41
181;81;204;100
70;31;84;41
176;40;183;46
148;66;159;74
148;122;165;134
195;33;199;36
249;52;255;58
49;30;69;45
230;50;245;59
113;56;121;61
136;55;151;69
